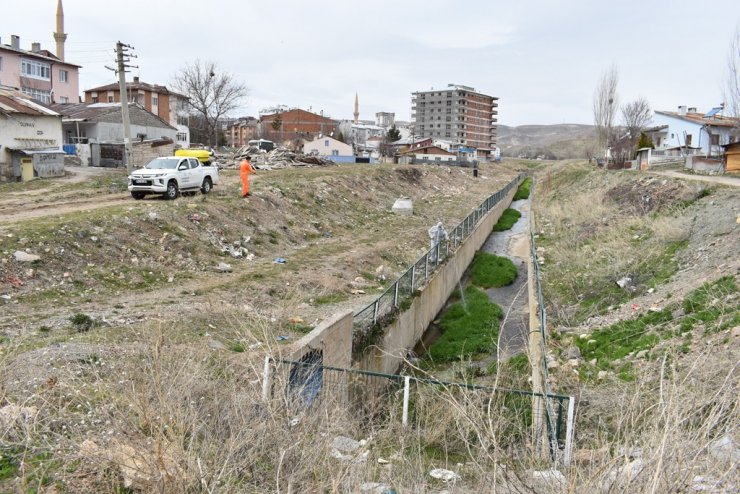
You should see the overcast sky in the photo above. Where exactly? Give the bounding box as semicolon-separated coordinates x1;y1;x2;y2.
4;0;739;126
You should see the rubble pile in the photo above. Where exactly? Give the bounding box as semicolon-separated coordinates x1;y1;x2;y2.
226;146;336;170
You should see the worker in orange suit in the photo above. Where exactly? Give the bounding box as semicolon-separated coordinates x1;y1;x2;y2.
240;156;255;197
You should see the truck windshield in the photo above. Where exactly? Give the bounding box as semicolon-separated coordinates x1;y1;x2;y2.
144;158;179;170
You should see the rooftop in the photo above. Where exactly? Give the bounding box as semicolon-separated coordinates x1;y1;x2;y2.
655;110;740;128
0;86;59;117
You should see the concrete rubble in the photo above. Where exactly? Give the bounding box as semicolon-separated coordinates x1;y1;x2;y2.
226;146;336;170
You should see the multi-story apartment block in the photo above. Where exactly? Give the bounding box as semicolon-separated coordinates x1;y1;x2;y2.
83;77;190;148
411;84;498;160
0;1;81;105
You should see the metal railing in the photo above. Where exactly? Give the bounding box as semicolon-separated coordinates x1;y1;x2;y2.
352;173;525;351
270;358;572;449
529;179;575;465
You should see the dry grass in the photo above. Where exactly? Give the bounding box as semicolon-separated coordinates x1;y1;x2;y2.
534;163;696;324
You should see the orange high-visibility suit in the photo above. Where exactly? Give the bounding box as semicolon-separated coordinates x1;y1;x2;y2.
240;158;255;197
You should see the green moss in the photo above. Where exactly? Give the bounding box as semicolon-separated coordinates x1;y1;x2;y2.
469;252;517;288
492;208;522;232
513;177;532;200
427;286;503;362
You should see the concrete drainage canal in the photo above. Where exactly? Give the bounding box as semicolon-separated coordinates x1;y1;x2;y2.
411;193;532;382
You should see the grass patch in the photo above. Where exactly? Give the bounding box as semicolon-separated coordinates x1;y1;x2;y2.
427;286;502;362
492;208;522;232
679;276;739;334
469;252;517;288
575;308;673;377
313;292;349;305
513;177;532;200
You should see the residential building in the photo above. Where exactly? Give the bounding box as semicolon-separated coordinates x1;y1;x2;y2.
376;112;395;128
228;117;259;147
50;101;176;145
0;1;81;105
304;135;354;162
83;77;190;147
0;36;81;105
411;84;498;160
648;106;740;156
259;108;339;144
401;145;456;163
0;86;64;181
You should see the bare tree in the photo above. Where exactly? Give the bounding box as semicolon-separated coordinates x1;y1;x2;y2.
621;97;652;158
172;60;248;147
724;27;740;122
593;65;620;161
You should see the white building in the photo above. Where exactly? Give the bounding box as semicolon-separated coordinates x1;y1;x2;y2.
0;86;64;181
304;135;354;162
649;106;740;156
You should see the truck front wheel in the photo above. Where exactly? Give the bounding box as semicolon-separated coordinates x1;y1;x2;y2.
164;181;179;200
131;191;146;200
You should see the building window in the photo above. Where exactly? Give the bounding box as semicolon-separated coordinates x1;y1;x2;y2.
710;134;719;145
177;115;188;126
685;134;692;146
152;96;159;106
176;133;188;142
21;58;51;80
21;87;51;103
92;97;99;103
60;96;69;103
0;56;3;70
332;150;339;156
325;140;329;146
107;96;114;103
59;69;68;82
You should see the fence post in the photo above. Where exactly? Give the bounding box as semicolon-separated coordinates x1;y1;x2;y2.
261;356;272;401
411;265;416;291
424;252;429;281
445;239;449;259
563;396;576;467
373;300;379;325
393;280;399;308
434;243;440;266
402;376;411;428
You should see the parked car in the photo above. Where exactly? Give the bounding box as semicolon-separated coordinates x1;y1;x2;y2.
127;156;220;200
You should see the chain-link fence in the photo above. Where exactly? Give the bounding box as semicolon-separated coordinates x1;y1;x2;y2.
270;358;573;451
352;173;525;353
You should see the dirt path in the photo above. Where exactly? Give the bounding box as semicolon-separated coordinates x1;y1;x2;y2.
649;169;740;187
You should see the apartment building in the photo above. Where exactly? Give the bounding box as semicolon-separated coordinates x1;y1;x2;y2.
83;77;190;147
411;84;498;160
0;35;80;105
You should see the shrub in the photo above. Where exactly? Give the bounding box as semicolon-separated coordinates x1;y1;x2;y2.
69;313;95;332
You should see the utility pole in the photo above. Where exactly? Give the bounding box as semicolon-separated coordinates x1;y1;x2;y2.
112;42;137;173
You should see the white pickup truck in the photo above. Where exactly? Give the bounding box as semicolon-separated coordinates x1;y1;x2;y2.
127;156;220;200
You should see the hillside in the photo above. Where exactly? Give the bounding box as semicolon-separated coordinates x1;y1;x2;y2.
498;123;598;159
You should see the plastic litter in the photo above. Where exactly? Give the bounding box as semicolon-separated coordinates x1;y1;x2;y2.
273;257;287;264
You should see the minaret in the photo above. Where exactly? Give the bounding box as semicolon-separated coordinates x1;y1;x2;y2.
54;0;67;61
353;93;359;124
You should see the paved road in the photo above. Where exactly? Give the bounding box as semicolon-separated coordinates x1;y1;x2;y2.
649;169;740;187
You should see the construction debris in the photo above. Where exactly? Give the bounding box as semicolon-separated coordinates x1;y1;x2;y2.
227;146;336;170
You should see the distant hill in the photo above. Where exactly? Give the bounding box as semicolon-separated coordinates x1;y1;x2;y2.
497;123;597;159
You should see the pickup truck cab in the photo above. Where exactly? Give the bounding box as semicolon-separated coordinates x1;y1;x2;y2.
128;156;220;200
